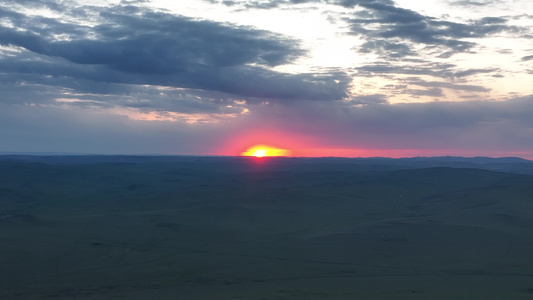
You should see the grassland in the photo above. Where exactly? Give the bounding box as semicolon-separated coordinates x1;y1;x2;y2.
1;156;533;299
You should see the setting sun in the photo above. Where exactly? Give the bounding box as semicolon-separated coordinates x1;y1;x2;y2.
241;145;291;157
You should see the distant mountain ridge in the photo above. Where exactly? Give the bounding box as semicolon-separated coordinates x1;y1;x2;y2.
1;154;533;175
400;156;530;163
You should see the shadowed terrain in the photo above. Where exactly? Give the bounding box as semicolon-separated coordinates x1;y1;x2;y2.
1;156;533;299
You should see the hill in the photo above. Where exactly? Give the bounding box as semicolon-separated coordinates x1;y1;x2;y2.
1;156;533;299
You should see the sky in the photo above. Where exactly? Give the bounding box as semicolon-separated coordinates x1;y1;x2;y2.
1;0;533;158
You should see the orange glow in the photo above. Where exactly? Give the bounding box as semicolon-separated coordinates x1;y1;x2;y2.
241;145;291;157
214;129;533;159
221;129;529;159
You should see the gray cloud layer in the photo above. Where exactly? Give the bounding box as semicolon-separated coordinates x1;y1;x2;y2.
0;3;349;105
345;1;519;59
3;94;532;155
245;94;533;153
208;0;528;100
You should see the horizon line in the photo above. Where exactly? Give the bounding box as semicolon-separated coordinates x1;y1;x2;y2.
0;152;531;162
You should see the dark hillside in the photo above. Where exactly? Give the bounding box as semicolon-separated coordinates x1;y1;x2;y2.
1;157;533;299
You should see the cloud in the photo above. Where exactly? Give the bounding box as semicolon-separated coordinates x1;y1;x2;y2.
0;0;65;10
354;61;497;80
351;61;501;100
241;94;533;153
2;85;533;156
406;79;490;93
358;39;415;58
451;68;499;78
449;0;498;7
204;0;526;60
212;0;524;100
407;87;444;97
205;0;330;9
345;1;519;58
350;94;389;105
0;101;238;154
0;3;349;107
57;11;302;70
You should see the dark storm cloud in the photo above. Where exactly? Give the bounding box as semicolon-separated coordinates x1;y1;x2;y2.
521;55;533;62
0;4;349;105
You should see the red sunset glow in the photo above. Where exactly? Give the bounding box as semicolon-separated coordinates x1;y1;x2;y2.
214;127;533;159
241;145;291;157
